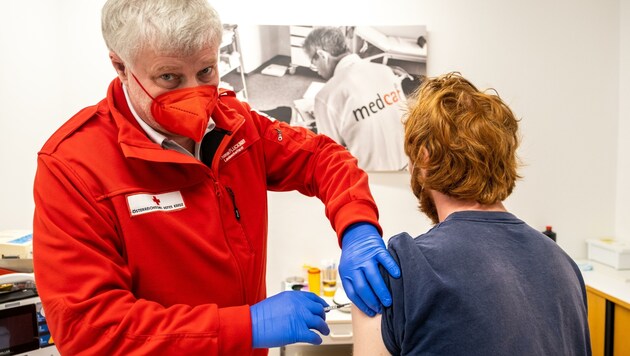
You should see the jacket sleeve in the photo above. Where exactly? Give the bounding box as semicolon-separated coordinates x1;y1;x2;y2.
33;154;252;355
246;104;382;243
313;94;345;146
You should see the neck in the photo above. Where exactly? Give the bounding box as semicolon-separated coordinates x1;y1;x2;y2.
431;190;507;222
170;135;195;154
330;52;351;67
337;51;351;59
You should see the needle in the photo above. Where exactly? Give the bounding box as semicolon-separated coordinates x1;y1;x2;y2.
324;303;351;312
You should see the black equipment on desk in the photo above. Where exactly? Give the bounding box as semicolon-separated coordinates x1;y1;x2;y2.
0;273;55;355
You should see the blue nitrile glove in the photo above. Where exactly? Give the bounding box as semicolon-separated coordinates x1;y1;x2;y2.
250;291;330;349
339;222;401;317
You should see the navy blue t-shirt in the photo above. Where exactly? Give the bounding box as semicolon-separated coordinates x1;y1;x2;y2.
381;211;591;356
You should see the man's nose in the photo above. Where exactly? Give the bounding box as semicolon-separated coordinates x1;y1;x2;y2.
183;75;210;88
184;78;204;88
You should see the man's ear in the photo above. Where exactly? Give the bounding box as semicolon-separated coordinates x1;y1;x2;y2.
420;147;430;163
109;51;129;84
316;49;329;62
416;147;430;179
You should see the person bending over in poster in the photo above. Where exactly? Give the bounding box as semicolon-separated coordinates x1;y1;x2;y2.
351;72;591;356
303;27;407;172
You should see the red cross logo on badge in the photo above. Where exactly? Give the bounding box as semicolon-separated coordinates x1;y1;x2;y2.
152;196;161;205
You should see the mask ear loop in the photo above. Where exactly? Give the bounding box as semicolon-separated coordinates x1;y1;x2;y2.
131;73;157;101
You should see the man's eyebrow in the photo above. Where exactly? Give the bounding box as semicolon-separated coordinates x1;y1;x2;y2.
154;65;181;73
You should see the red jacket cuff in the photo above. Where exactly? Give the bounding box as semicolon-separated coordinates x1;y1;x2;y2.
334;199;382;246
218;305;253;355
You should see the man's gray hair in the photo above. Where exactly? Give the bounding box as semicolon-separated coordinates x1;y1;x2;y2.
102;0;222;64
303;27;350;58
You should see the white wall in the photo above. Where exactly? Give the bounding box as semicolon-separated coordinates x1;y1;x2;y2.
0;1;112;234
429;1;621;254
0;0;625;296
234;25;287;74
617;0;630;240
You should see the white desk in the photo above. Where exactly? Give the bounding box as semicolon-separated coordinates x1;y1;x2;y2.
278;279;354;356
578;260;630;355
578;260;630;305
280;297;353;356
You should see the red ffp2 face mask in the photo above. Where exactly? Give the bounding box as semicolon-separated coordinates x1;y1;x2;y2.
132;74;218;142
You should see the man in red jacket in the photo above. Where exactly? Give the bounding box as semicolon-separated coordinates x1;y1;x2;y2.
32;0;400;355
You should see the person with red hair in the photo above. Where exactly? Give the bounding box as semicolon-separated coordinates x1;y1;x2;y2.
352;72;591;356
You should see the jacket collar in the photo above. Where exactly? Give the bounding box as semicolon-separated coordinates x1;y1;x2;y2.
333;53;361;77
106;78;244;164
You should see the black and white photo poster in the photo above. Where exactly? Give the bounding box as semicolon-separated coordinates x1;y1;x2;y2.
220;25;427;171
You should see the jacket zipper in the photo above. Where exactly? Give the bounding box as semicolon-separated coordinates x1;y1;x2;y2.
225;187;241;220
212;178;221;197
275;128;283;142
205;127;233;172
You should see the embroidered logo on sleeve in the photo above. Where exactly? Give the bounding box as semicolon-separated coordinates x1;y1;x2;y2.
127;191;186;216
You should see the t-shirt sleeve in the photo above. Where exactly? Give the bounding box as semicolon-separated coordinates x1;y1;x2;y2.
380;233;409;355
380;232;440;355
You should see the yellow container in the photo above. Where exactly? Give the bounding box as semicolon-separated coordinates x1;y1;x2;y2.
321;265;338;297
307;267;321;296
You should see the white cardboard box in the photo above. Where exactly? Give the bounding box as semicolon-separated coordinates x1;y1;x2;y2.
0;230;33;259
587;238;630;270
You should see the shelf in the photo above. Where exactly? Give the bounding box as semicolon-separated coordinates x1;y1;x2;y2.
219;52;242;77
220;24;248;100
221;30;235;48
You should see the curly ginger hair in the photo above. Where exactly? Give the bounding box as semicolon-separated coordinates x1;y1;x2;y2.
404;72;522;205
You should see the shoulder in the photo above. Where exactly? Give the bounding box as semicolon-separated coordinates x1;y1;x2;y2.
384;231;437;284
387;229;443;257
39;100;109;156
383;229;455;293
387;231;416;255
216;89;269;137
314;80;338;102
217;89;253;117
348;58;394;76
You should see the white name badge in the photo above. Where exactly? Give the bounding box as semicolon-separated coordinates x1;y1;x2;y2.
127;191;186;216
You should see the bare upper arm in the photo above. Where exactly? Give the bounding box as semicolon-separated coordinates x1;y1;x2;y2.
351;305;391;356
